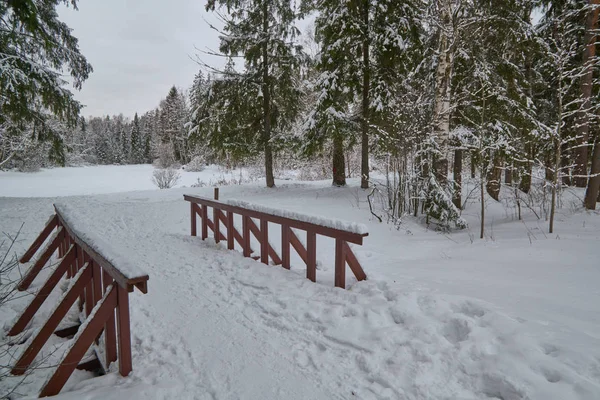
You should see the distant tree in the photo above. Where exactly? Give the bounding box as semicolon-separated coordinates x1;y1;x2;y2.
130;113;143;164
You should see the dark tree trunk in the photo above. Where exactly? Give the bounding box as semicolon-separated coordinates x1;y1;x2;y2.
486;154;502;201
470;151;476;179
332;135;346;186
545;153;555;182
262;0;274;188
453;149;462;209
585;136;600;209
574;0;599;187
505;165;512;185
360;0;370;189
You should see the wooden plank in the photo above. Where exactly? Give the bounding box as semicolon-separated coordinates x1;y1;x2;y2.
281;225;290;270
53;207;149;288
184;195;368;244
226;211;234;250
9;246;76;336
201;204;208;240
214;208;221;243
12;263;92;375
85;256;94;318
206;218;227;241
289;229;308;264
103;270;117;366
39;285;118;397
248;218;282;265
242;216;251;257
334;239;346;289
116;284;132;377
344;242;367;281
260;219;268;265
190;202;197;236
306;232;317;282
19;215;58;263
18;227;64;291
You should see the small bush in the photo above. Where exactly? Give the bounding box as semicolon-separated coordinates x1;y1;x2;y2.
152;168;180;189
185;156;206;172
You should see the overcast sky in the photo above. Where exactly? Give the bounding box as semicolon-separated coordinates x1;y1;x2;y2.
59;0;224;118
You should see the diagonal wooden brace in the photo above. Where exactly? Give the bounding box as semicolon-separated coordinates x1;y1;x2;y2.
248;218;282;265
12;263;92;375
18;227;64;292
9;245;76;336
344;242;367;282
39;284;118;398
19;215;59;263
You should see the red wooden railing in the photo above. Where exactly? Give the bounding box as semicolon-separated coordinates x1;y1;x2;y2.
184;190;368;288
9;205;149;397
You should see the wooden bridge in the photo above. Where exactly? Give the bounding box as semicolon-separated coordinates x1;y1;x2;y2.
7;191;368;396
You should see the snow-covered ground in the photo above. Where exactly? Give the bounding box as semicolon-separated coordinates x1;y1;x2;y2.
0;165;599;399
0;164;251;197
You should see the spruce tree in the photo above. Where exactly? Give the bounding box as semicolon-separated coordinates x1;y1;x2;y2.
205;0;305;187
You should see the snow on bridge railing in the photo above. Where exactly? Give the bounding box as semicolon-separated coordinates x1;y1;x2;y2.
184;189;368;288
8;204;149;397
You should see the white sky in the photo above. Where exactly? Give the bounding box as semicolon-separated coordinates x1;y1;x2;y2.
59;0;224;118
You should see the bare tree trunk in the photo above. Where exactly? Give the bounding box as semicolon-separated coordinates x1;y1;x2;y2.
585;135;600;209
360;0;370;189
575;0;599;187
550;136;561;233
470;151;476;178
262;0;274;188
332;135;346;186
453;149;462;208
486;154;502;201
432;0;454;188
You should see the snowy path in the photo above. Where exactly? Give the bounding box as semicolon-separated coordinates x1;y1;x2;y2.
0;178;599;399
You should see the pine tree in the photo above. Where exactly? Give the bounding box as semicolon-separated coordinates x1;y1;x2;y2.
205;0;305;187
130;113;142;164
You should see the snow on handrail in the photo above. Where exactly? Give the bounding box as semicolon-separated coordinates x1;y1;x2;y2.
54;202;149;289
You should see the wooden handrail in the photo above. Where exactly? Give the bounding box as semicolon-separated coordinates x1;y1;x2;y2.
185;192;368;288
184;194;368;245
10;206;149;397
53;206;149;293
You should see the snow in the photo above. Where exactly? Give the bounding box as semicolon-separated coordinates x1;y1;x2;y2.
54;202;148;280
0;165;599;399
226;198;369;235
0;164;250;198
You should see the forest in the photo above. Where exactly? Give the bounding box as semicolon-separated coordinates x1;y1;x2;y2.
1;0;599;233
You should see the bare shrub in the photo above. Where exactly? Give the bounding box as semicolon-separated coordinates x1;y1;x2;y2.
184;156;205;172
152;168;180;189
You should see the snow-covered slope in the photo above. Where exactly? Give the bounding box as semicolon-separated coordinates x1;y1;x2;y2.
0;166;599;399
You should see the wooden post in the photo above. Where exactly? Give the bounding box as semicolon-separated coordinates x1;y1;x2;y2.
281;225;290;270
39;285;118;397
260;219;268;264
117;284;132;377
214;187;219;200
201;205;208;240
85;256;94;317
306;232;316;282
242;215;251;257
334;238;346;288
214;208;220;243
190;202;197;236
103;270;117;366
227;211;234;250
